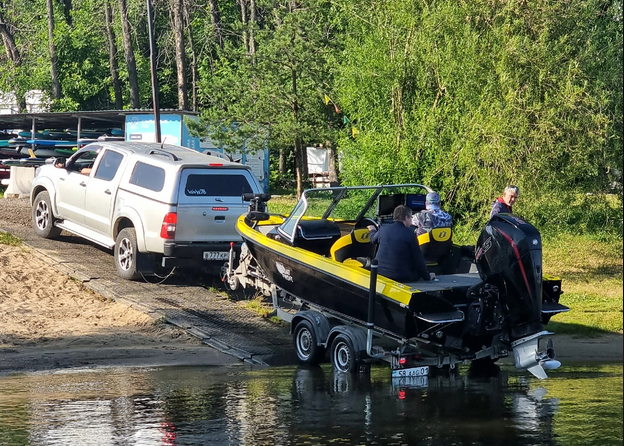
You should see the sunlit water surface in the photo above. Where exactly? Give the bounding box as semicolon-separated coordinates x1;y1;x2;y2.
0;363;621;446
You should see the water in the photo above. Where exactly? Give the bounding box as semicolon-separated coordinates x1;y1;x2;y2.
0;363;621;446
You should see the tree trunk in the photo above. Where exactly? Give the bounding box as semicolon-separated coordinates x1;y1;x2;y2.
0;11;26;112
248;0;256;57
207;0;222;48
118;0;140;108
239;0;248;54
47;0;61;100
279;148;287;175
172;0;188;110
104;0;123;109
183;2;198;111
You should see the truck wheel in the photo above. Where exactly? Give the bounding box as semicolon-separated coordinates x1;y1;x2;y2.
293;320;325;365
32;191;62;239
115;228;141;280
331;334;358;373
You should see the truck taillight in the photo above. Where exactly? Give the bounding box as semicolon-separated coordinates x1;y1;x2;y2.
160;212;177;239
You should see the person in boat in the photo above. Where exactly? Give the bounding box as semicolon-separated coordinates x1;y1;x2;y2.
490;185;519;219
368;205;433;282
412;191;453;236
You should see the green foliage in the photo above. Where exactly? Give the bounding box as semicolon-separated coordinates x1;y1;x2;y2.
333;0;623;232
0;231;21;246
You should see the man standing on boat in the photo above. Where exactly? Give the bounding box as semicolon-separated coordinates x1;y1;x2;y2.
368;205;433;282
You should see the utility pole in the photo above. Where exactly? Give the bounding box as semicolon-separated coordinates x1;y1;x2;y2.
147;0;161;143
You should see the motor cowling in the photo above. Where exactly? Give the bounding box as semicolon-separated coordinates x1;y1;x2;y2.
475;214;544;342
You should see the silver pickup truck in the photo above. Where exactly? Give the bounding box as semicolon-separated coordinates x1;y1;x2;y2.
30;141;263;279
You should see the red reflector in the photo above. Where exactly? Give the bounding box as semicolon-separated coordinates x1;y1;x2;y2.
399;357;407;365
160;212;177;239
209;163;223;166
398;390;406;400
212;207;228;211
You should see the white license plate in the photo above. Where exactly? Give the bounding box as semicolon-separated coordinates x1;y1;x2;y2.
391;365;429;378
392;375;429;389
203;251;230;261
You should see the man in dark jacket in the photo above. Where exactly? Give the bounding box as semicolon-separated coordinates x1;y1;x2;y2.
490;185;519;219
368;205;432;282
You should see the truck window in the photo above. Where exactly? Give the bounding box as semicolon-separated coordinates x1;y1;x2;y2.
184;173;253;197
94;150;124;181
129;162;165;192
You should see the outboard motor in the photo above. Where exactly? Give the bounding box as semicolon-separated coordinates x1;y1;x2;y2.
475;214;560;379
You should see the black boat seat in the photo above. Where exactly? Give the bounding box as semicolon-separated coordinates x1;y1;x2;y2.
294;219;342;255
330;229;376;267
417;227;453;266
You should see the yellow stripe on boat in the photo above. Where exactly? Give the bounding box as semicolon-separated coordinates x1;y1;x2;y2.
236;216;415;306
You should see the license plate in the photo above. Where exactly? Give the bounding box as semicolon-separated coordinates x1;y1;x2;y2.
391;365;429;378
392;375;429;389
203;251;230;261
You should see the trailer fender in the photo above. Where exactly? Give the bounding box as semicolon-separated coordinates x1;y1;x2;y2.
290;311;331;347
327;326;369;362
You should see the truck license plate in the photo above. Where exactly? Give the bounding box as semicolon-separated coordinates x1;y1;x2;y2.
203;251;230;261
391;366;429;378
392;375;429;389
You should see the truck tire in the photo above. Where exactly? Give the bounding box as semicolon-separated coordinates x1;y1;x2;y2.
32;191;62;239
115;228;141;280
293;320;326;365
331;333;358;373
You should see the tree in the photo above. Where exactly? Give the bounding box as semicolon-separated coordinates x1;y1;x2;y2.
46;0;61;100
104;0;123;109
118;0;140;107
171;0;188;109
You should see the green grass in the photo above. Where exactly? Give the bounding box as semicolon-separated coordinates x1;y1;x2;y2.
0;231;21;246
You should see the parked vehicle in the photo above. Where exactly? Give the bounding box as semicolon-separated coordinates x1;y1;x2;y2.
30;141;263;279
222;185;569;381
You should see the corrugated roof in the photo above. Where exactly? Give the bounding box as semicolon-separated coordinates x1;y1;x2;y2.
0;109;198;132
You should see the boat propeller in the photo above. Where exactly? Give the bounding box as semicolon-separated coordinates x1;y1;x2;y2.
512;331;561;380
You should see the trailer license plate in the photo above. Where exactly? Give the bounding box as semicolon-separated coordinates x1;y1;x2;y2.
203;251;230;261
391;366;429;378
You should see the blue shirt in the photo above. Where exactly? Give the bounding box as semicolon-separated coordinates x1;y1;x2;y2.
369;222;430;282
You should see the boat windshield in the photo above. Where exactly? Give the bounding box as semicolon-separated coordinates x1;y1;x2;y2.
277;184;432;242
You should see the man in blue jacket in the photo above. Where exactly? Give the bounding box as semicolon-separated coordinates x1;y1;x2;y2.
490;185;519;219
368;205;432;282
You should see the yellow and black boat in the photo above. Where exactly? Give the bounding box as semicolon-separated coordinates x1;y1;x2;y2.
223;185;569;380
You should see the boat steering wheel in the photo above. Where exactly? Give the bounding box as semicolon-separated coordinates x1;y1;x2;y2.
355;217;379;231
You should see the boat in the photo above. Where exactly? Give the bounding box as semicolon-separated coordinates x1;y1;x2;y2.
222;184;569;379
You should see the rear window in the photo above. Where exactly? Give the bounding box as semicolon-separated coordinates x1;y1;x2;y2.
129;162;165;192
185;173;253;197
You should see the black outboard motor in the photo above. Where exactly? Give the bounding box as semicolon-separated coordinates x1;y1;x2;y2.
475;214;559;379
475;214;543;341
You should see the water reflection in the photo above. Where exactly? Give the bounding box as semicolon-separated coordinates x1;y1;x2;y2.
0;363;621;446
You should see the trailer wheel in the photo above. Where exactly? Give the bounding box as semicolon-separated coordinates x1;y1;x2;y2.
293;320;325;365
331;334;357;373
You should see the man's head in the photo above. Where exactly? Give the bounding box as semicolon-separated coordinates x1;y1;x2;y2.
503;185;520;207
425;192;441;210
393;205;413;227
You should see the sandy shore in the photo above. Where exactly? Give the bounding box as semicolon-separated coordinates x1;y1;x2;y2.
0;244;240;374
0;242;621;375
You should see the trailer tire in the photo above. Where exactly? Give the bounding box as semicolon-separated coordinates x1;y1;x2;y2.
331;334;358;373
293;320;325;365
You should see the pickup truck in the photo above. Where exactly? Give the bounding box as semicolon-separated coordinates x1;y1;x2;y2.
30;141;263;279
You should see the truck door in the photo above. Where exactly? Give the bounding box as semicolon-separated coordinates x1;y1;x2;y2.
55;148;101;224
83;149;126;235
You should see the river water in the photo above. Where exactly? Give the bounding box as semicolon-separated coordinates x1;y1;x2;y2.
0;362;621;446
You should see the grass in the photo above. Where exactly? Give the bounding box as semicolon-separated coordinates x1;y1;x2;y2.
0;231;21;246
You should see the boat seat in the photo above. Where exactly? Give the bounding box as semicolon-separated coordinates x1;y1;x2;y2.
330;229;376;268
417;227;453;267
294;219;342;255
